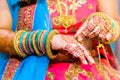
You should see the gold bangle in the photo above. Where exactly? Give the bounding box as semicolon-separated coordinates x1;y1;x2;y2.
88;12;112;27
88;12;120;44
46;30;59;59
14;30;27;57
110;20;120;42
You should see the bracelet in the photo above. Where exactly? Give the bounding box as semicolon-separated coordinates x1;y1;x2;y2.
110;20;120;42
39;30;46;54
33;30;42;56
28;31;35;54
19;32;27;55
46;29;59;59
42;31;49;54
88;12;120;44
14;30;27;57
22;32;31;54
36;29;42;53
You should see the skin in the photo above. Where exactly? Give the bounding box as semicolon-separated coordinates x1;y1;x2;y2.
0;0;119;64
75;0;120;40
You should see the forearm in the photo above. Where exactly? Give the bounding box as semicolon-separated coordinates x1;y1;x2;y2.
97;0;119;19
0;29;17;55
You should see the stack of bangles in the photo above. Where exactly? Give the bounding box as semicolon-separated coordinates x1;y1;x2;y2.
14;29;59;58
87;12;120;44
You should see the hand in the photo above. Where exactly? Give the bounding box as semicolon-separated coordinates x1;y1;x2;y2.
51;34;95;64
75;15;115;43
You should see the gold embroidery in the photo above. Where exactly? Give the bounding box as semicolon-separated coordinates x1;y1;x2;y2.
17;5;36;31
47;0;87;33
2;57;21;80
88;4;93;10
47;71;55;80
65;63;93;80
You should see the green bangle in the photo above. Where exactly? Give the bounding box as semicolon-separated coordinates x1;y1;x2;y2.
25;32;31;54
36;29;42;52
33;30;42;56
28;31;35;54
46;29;59;59
19;32;27;55
42;31;49;54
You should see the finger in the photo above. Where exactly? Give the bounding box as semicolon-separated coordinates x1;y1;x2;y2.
74;20;88;38
98;28;108;42
88;26;101;38
64;44;88;64
77;32;85;42
74;45;88;64
84;50;95;64
78;44;95;64
99;33;106;42
105;32;113;41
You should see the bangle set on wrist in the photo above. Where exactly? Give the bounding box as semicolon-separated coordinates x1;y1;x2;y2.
14;29;59;58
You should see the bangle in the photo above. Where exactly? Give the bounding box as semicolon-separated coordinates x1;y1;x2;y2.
38;30;44;53
110;20;120;42
14;30;26;57
33;30;42;56
39;30;46;54
88;12;120;44
25;32;31;54
36;29;42;52
22;32;30;54
28;31;35;54
46;29;59;59
19;32;27;55
42;31;49;54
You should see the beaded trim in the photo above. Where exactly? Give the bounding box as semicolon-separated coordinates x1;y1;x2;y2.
2;57;21;80
17;5;36;31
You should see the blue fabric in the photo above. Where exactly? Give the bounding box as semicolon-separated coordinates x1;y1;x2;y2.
0;53;9;79
0;0;52;80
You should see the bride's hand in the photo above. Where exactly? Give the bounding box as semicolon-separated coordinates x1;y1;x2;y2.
51;34;95;64
75;15;115;43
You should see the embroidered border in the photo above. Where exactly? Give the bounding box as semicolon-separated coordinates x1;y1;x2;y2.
17;4;36;31
2;57;21;80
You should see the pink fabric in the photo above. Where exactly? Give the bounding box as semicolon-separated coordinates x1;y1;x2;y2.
46;0;120;80
46;0;98;79
49;0;97;34
46;63;69;80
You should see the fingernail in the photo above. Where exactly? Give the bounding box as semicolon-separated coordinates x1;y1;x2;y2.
106;33;112;41
78;38;83;42
83;60;88;64
90;57;95;63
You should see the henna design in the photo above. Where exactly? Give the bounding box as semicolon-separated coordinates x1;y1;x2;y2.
0;30;17;55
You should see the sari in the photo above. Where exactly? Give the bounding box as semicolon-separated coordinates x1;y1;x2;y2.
0;0;119;80
0;0;52;80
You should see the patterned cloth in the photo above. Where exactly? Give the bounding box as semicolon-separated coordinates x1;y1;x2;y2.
1;0;120;80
